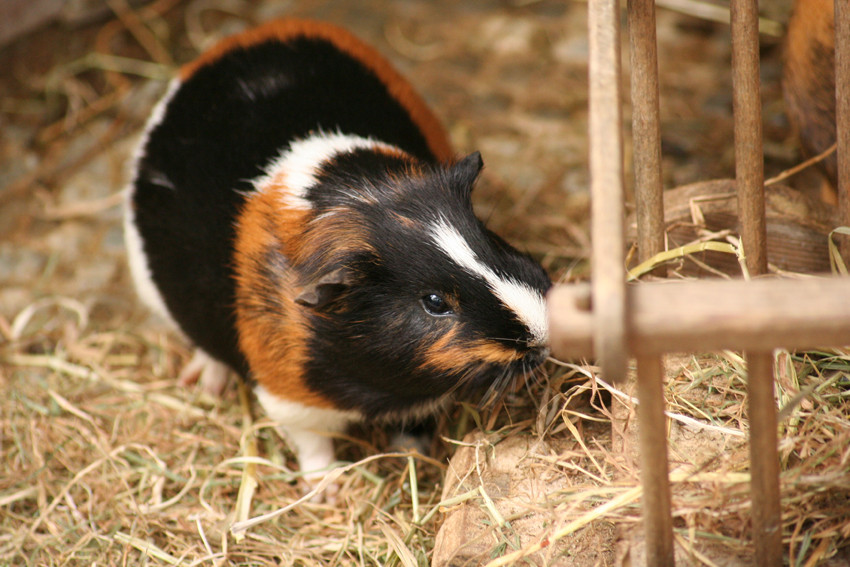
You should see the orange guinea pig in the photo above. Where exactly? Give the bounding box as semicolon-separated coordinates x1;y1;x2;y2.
124;19;551;483
783;0;837;193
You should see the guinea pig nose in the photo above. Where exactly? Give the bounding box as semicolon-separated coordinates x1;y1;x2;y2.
525;335;549;351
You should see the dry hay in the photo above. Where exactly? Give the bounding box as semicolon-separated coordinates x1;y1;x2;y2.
2;0;849;565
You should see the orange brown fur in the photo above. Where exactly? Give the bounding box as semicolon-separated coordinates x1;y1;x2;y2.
295;209;376;270
179;18;454;162
389;211;421;230
233;187;336;408
421;329;521;374
784;0;837;188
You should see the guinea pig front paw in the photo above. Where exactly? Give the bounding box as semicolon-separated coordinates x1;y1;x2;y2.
286;428;340;503
177;348;231;396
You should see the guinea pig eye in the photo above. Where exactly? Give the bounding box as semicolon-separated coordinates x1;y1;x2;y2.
421;293;454;316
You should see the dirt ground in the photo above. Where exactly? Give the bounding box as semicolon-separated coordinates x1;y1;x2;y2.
2;0;849;566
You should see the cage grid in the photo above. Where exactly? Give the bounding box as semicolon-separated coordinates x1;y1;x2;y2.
547;1;850;565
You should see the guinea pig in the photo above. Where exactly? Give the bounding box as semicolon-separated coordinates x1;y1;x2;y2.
783;0;837;193
124;18;551;481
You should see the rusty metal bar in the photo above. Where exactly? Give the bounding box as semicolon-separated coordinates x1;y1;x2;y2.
747;351;783;567
635;355;675;566
628;0;666;273
836;0;850;263
588;0;628;384
731;0;767;276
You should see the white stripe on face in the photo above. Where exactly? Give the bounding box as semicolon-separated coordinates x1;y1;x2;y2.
429;218;548;346
254;131;400;209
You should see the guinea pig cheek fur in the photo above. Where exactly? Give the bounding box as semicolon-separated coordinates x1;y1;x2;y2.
419;325;526;377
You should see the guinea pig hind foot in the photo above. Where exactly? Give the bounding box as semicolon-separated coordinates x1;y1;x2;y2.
177;349;231;396
388;419;436;455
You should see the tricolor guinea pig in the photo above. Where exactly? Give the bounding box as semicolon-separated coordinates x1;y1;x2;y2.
783;0;837;191
124;19;551;480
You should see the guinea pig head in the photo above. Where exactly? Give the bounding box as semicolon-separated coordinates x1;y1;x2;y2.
283;150;552;418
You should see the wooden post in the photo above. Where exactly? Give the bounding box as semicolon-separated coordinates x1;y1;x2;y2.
732;1;779;563
636;355;674;566
629;0;666;274
588;0;628;384
836;0;850;264
747;352;783;567
627;1;674;563
731;0;767;276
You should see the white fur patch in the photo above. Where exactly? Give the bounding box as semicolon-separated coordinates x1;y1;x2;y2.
253;131;401;209
429;218;549;345
124;200;173;321
254;385;360;476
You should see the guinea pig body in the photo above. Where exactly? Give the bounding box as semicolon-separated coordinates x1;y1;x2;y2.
783;0;836;189
125;19;551;478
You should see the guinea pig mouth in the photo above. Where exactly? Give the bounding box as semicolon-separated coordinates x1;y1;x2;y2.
523;345;551;369
461;346;549;400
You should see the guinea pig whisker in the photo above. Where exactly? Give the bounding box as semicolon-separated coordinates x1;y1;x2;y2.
521;361;539;398
461;362;496;398
483;335;547;354
439;364;480;400
485;335;526;346
480;365;515;408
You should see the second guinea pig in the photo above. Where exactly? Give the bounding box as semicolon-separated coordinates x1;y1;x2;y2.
783;0;837;192
124;18;552;481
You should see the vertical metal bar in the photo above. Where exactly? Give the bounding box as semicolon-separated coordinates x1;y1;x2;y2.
588;0;628;384
731;0;767;275
629;0;666;274
636;355;675;566
836;0;850;263
747;351;782;567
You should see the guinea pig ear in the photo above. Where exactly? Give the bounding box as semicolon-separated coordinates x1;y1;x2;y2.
294;268;351;309
449;151;484;197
